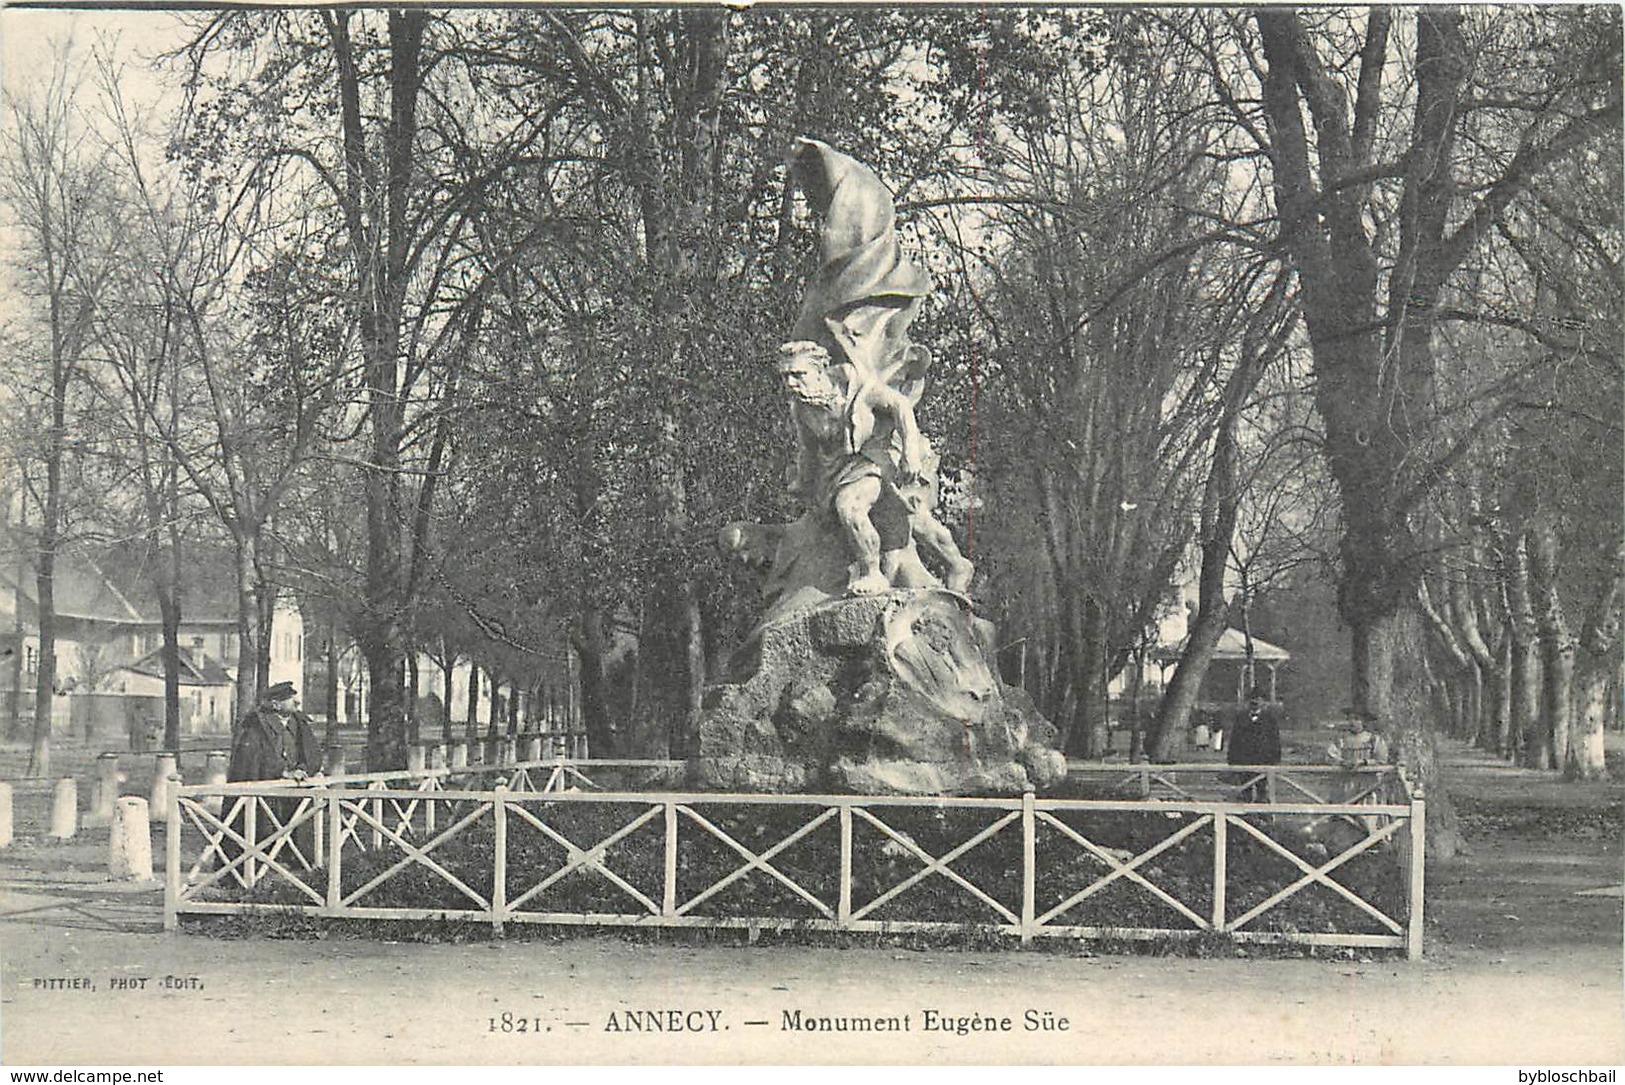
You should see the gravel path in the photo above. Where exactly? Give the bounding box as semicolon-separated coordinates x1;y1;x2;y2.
2;738;1619;1066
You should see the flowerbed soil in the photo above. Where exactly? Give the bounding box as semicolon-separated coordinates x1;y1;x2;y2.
191;789;1408;955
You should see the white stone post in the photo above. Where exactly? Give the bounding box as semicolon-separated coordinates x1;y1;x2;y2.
49;777;78;840
150;752;178;812
407;744;427;773
108;796;153;881
449;741;468;769
203;751;229;817
92;753;122;821
429;744;447;772
0;782;12;849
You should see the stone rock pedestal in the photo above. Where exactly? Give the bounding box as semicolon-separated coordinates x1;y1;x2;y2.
690;589;1066;795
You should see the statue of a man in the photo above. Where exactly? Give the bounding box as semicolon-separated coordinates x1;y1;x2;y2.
775;339;926;596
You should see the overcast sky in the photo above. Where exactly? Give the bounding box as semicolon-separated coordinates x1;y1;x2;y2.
1;8;192;109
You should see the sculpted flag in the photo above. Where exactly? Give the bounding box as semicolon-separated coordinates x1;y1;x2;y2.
789;137;932;390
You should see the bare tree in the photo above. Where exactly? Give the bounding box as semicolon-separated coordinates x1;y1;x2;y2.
0;42;117;774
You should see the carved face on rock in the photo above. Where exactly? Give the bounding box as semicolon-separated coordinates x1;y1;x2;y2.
881;591;1000;724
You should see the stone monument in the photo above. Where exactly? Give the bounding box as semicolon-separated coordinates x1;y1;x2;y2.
690;138;1066;796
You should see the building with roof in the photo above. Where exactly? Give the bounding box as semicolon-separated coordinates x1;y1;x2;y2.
1149;626;1291;705
0;548;303;741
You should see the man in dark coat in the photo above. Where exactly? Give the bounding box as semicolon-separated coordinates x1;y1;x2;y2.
1226;692;1283;802
221;682;322;884
228;681;321;782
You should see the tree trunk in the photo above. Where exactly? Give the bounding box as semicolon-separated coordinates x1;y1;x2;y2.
328;8;427;772
1418;578;1476;742
29;541;56;778
1571;662;1612;780
1494;632;1515;756
7;550;24;741
360;634;407;771
231;534;263;724
157;589;181;751
1071;600;1111;758
438;654;457;743
1149;325;1264;760
28;309;72;777
465;664;480;744
487;670;502;739
1355;605;1465;860
1453;553;1503;752
1526;519;1574;770
1506;538;1544;766
324;616;341;747
406;652;421;744
1569;542;1624;780
574;615;616;757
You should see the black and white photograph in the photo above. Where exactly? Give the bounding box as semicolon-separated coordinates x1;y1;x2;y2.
0;3;1620;1070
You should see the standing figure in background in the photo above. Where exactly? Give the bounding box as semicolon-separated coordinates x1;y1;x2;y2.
1227;691;1282;801
1326;708;1391;831
1327;709;1390;767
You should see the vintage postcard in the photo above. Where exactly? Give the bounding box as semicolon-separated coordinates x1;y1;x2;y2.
1;2;1620;1071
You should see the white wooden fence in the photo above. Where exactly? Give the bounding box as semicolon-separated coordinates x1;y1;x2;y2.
163;761;1425;957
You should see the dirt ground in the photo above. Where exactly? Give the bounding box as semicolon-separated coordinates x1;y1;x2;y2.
0;735;1619;1066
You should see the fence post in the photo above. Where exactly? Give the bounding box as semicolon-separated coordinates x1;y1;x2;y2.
663;800;678;917
325;789;343;915
838;802;853;927
311;781;327;870
244;798;259;887
164;781;181;930
0;781;12;850
1021;790;1036;944
1212;809;1228;932
492;784;507;936
1407;788;1426;960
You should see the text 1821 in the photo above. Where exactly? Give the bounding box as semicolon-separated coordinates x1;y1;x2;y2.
489;1013;547;1034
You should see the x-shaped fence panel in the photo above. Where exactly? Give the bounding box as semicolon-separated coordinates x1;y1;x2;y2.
166;771;1423;957
1033;810;1212;930
176;792;323;904
1222;811;1405;935
337;795;495;911
505;800;665;916
848;805;1020;926
675;803;839;920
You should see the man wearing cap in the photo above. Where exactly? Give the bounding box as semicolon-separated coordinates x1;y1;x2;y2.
228;681;321;783
219;682;322;883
